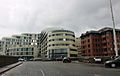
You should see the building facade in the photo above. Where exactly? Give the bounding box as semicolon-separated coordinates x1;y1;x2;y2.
75;38;81;57
39;28;77;59
80;27;120;57
0;40;4;55
1;28;78;60
2;33;38;60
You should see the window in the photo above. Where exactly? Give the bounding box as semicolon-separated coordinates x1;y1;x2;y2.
70;54;77;57
17;49;19;51
63;38;66;41
32;48;34;51
70;49;77;51
26;52;28;55
52;34;55;36
88;49;90;53
88;39;90;42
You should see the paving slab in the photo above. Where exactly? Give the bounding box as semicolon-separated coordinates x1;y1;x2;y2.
0;62;22;75
72;61;104;67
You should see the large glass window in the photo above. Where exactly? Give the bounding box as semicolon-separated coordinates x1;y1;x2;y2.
70;49;77;51
50;49;67;54
70;54;77;57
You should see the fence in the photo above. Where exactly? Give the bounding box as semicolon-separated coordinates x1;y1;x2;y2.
0;55;18;67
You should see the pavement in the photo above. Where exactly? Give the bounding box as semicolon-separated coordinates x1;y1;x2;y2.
72;61;104;67
0;62;22;75
1;61;120;76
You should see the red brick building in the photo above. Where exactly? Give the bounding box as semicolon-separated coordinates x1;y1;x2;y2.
80;27;120;57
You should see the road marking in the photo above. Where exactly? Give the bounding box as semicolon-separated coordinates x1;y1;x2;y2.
1;74;5;76
94;74;101;76
40;69;45;76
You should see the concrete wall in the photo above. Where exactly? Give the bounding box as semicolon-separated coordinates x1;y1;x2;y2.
0;55;18;67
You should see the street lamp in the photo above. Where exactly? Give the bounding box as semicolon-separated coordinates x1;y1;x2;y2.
109;0;118;56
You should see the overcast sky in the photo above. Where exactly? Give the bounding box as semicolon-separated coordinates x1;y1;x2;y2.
0;0;120;38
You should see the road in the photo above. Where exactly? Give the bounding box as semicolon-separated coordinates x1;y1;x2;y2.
1;61;120;76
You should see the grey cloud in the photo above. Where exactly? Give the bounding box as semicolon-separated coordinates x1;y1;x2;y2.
0;0;120;38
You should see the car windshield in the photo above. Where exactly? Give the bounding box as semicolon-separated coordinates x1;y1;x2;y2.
115;57;120;60
0;0;120;76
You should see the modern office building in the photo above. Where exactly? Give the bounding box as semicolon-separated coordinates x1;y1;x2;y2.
2;33;38;60
0;40;4;55
39;28;77;59
21;33;41;58
80;27;120;57
1;28;78;60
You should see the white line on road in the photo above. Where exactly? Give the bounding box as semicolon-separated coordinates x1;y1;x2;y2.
0;72;6;76
94;74;101;76
40;69;45;76
0;75;3;76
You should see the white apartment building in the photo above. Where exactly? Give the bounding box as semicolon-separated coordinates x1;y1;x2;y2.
39;28;77;60
1;28;78;60
2;33;38;60
0;40;4;55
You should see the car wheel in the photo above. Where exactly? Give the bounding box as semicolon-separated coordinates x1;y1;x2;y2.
111;63;116;68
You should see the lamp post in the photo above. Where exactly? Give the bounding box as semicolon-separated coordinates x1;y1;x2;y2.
109;0;118;56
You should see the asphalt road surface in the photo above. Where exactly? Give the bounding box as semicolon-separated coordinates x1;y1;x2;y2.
1;61;120;76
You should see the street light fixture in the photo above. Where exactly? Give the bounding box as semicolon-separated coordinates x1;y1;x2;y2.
109;0;118;56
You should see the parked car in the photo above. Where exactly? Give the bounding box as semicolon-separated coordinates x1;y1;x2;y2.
18;58;25;61
33;58;42;61
105;56;120;68
94;57;102;63
56;57;63;61
29;58;34;61
63;57;71;63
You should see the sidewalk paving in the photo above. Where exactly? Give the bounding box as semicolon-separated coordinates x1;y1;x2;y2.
72;61;104;67
0;62;23;75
